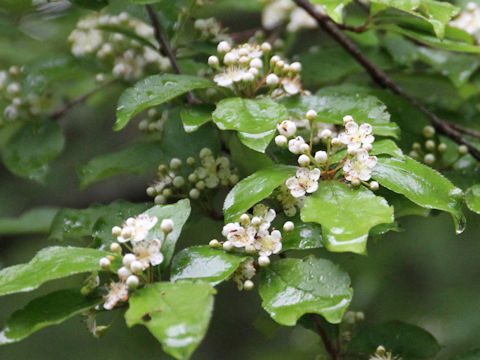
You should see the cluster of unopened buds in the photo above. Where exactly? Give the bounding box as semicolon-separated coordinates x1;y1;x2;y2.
98;214;174;310
138;108;167;133
146;148;239;204
0;66;53;126
208;40;305;98
260;0;323;33
68;12;170;81
450;2;480;38
276;111;379;198
193;17;230;42
209;204;296;290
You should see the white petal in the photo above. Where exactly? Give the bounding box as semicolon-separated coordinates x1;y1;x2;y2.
306;181;318;194
291;186;306;198
359;123;372;135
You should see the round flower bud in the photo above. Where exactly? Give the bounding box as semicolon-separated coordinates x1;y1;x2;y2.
189;188;200;199
186;156;196;166
223;240;233;251
458;144;468;155
285;207;296;217
245;244;256;254
112;226;122;236
169;158;182;169
370;181;379;191
248;68;259;77
270;55;280;64
223;52;237;65
276;60;285;68
409;150;419;159
95;73;105;84
240;214;250;225
258;255;270;267
9;66;21;76
196;180;206;190
146;187;155;197
299;143;310;154
154;195;166;205
320;129;332;139
424;153;435;165
375;346;386;356
243;280;254;291
188;173;198;182
250;58;263;69
123;253;136;267
161;218;174;233
229;174;239;184
130;260;143;274
412;142;421;151
277;120;296;137
209;239;220;248
251;216;262;226
266;73;279;86
173;176;185;188
126;275;139;289
117;266;131;280
121;227;132;239
423;125;435;138
331;138;341;147
355;311;365;322
99;257;111;269
306;109;317;120
351;178;361;187
261;42;272;52
283;221;294;232
315;151;328;164
298;154;310;167
158;164;168;173
290;62;302;73
438;143;447;153
425;139;436;151
217;41;231;53
243;72;255;82
12;97;22;106
110;242;121;254
208;55;219;67
343;115;354;124
199;147;212;158
275;135;288;147
7;82;20;95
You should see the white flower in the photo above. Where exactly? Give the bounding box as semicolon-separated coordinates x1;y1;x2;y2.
277;120;296;137
132;238;164;270
103;281;129;310
338;120;374;151
255;230;282;256
222;223;256;248
343;149;377;182
288;136;306;154
117;214;158;243
286;167;321;197
281;77;302;95
213;67;249;87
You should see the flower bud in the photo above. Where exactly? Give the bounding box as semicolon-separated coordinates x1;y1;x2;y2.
424;153;435;165
199;147;212;158
409;150;419;159
245;244;256;254
117;266;131;280
186;156;196;166
208;55;219;67
217;41;231;53
425;140;436;151
209;239;220;248
275;135;287;146
369;181;379;191
121;227;132;239
438;143;447;153
163;188;173;197
412;142;421;151
375;346;386;356
223;240;233;251
343;115;354;124
189;188;200;199
123;253;136;267
242;72;255;82
331;138;341;147
258;256;270;267
306;109;317;120
240;214;250;225
320;129;332;139
298;154;310;167
458;144;468;155
351;178;361;187
243;280;254;291
169;158;182;169
161;219;174;233
126;275;139;289
99;257;111;269
251;216;262;226
112;226;122;236
173;176;185;188
154;195;166;205
130;261;143;274
196;180;206;190
250;58;263;69
261;42;272;52
423;125;435;138
283;221;294;232
146;186;155;197
277;120;296;137
314;151;328;164
290;62;302;72
270;55;280;64
266;73;279;86
223;52;237;65
110;242;121;254
299;143;310;153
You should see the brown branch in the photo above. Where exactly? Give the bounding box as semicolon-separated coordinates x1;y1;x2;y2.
311;314;340;360
294;0;480;161
145;4;199;105
446;122;480;139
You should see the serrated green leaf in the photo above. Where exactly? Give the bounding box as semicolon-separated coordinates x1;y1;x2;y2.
2;120;65;183
223;165;296;222
259;257;352;325
180;105;213;133
372;156;465;233
125;282;214;360
0;207;58;235
281;90;399;138
0;246;113;296
465;184;480;214
212;97;288;133
115;74;214;130
301;181;394;254
77;142;164;188
0;289;101;345
348;321;441;359
170;246;247;285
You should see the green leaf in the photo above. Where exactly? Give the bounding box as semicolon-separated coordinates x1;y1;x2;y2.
77;142;164;188
223;165;296;222
0;246;113;296
0;207;58;235
348;321;441;359
49;200;149;243
125;282;214;360
170;246;247;285
180;105;213;133
311;0;352;23
0;289;101;345
212;97;288;133
465;184;480;214
281;90;399;138
72;0;109;10
452;348;480;360
2;121;65;183
142;199;191;270
238;129;276;153
228;134;274;177
115;74;214;130
259;257;353;325
281;217;324;251
372;156;465;233
371;0;459;39
301;181;394;254
331;139;404;163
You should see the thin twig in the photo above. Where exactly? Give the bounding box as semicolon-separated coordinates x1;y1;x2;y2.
311;314;339;360
48;80;115;120
294;0;480;161
145;4;199;105
446;122;480;139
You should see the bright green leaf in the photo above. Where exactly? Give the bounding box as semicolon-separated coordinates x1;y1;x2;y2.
0;246;113;296
281;217;324;251
331;139;404;163
372;156;465;233
180;105;213;133
0;289;101;344
125;282;214;360
0;207;58;235
115;74;213;130
311;0;352;23
223;165;296;222
238;129;276;153
301;181;394;254
465;184;480;214
228;134;274;177
170;246;247;285
259;257;353;325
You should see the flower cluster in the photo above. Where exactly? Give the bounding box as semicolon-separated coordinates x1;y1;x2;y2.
138;108;167;133
0;66;54;126
450;2;480;38
98;214;174;310
274;184;306;217
230;257;256;290
260;0;324;32
208;40;304;97
194;17;230;42
146;148;238;204
68;12;170;80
